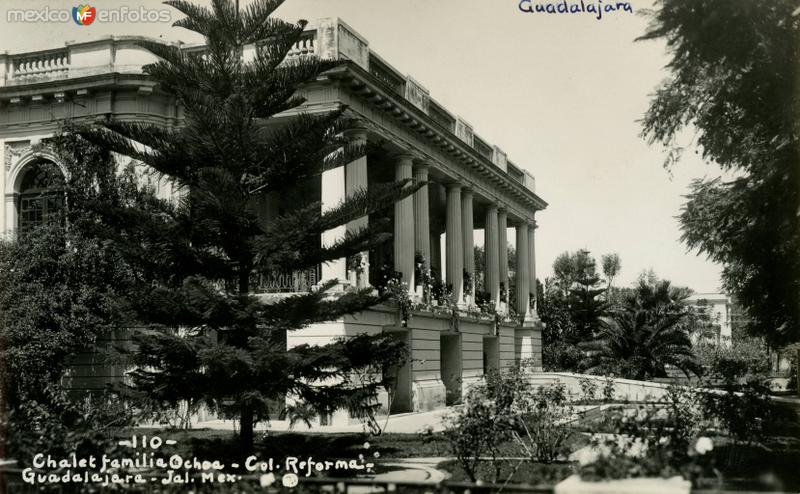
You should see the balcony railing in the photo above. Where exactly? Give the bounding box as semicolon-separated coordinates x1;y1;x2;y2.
11;49;70;82
1;21;539;203
252;265;322;293
285;31;317;59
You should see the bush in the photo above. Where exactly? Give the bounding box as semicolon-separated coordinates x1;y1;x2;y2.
542;340;585;372
443;367;576;483
699;378;779;445
578;377;598;403
442;384;512;482
4;387;132;467
512;381;574;463
695;338;770;383
577;385;711;483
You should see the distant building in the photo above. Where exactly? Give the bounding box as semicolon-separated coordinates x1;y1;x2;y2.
687;292;731;346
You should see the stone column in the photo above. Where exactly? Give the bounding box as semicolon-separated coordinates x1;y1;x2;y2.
527;221;539;319
413;163;431;287
461;188;475;303
345;129;369;288
446;184;463;304
484;204;500;307
394;154;415;292
498;208;509;309
515;223;531;320
320;161;347;287
430;231;442;274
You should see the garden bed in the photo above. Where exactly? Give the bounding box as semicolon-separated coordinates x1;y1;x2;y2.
438;459;576;485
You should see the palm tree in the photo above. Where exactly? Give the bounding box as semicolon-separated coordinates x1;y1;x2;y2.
582;278;700;380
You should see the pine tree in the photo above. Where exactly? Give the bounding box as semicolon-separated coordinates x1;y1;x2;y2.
567;270;607;343
76;0;419;453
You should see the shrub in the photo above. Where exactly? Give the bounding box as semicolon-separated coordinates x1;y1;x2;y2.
543;340;585;372
512;381;574;463
4;387;132;467
442;383;512;482
601;374;616;402
442;367;577;483
695;338;770;383
578;377;598;403
578;385;710;483
699;378;777;445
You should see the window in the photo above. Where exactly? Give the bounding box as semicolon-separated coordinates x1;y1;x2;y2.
17;161;65;231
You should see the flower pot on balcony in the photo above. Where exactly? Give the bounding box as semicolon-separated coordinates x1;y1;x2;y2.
554;475;690;494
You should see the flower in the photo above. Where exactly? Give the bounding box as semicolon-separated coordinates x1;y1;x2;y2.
695;436;714;454
574;447;600;466
363;441;370;450
259;473;276;487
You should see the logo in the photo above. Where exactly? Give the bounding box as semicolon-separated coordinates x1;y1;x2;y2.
72;4;96;25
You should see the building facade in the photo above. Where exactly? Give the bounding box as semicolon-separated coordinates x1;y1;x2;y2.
0;18;547;422
687;292;732;346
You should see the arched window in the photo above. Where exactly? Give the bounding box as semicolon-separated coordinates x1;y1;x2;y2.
17;161;65;231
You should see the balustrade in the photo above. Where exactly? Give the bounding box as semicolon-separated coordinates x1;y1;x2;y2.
11;49;69;81
285;33;317;59
252;265;322;293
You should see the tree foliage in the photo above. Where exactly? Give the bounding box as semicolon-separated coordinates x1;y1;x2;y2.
640;0;800;346
75;0;417;452
583;277;700;380
601;253;621;290
0;133;151;461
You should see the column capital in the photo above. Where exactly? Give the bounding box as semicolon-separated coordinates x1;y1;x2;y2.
391;151;416;163
413;160;431;171
445;181;463;191
342;126;369;141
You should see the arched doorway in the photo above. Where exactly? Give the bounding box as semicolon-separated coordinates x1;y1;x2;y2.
16;160;65;232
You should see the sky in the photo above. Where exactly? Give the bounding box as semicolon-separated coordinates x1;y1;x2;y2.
0;0;726;293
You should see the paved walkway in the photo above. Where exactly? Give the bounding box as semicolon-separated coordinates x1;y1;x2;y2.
193;408;454;434
372;457;450;482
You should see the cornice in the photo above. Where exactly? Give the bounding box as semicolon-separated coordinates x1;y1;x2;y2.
325;62;548;212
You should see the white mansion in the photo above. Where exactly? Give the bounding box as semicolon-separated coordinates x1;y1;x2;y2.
0;18;547;422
